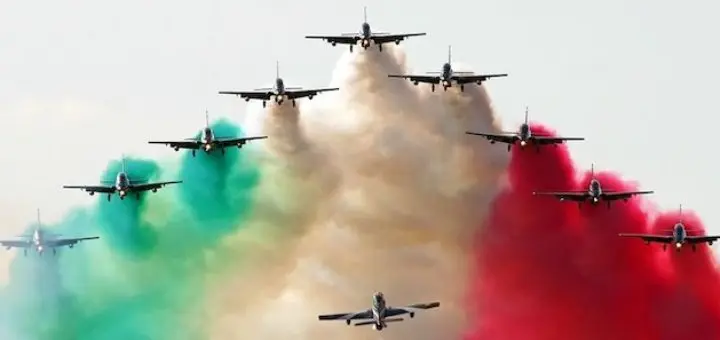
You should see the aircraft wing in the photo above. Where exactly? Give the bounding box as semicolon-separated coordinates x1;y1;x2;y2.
285;88;339;99
602;191;654;201
0;240;32;248
130;181;182;192
532;191;590;202
218;91;273;100
685;236;720;244
62;185;116;194
304;35;359;45
618;233;674;243
385;302;441;317
532;136;586;145
451;73;508;84
371;33;426;44
148;140;201;149
387;74;441;84
215;136;268;147
318;309;373;321
48;236;100;247
466;131;518;144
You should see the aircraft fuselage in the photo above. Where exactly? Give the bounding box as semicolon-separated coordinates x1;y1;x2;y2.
441;63;452;84
518;124;532;146
32;230;43;253
202;127;215;151
588;179;603;202
115;172;130;196
371;292;387;330
673;224;687;248
361;22;372;46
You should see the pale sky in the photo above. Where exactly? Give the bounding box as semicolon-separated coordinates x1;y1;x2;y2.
1;0;719;235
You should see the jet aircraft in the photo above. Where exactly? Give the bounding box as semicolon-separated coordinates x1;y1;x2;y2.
466;107;584;151
532;164;654;208
63;157;181;201
218;62;338;108
0;209;99;256
619;205;719;252
305;7;426;52
317;292;440;331
388;46;507;92
148;110;267;157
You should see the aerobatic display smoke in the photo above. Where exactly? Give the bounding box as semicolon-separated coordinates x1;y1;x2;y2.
0;44;507;340
464;124;720;340
209;45;508;339
0;120;263;339
6;39;717;340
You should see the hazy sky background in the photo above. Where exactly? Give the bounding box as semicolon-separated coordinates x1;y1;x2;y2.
1;0;718;236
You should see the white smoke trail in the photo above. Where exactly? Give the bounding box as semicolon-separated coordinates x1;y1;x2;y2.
209;44;509;340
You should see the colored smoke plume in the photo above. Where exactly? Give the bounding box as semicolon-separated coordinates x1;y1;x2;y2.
210;45;508;340
465;124;720;340
0;119;264;339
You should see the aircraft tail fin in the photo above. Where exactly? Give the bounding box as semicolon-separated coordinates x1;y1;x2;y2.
121;154;127;174
276;60;279;80
679;204;684;223
205;109;209;128
524;106;529;124
363;6;367;22
590;163;595;178
36;208;41;227
448;45;452;64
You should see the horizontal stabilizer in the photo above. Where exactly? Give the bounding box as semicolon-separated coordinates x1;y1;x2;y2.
354;321;376;326
385;317;404;323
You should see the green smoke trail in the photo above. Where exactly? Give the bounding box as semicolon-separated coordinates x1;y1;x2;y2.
0;119;262;340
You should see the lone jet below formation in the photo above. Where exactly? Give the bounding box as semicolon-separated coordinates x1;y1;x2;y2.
466;107;584;151
219;62;338;108
318;292;440;331
388;46;507;92
0;210;99;256
63;158;182;201
305;7;426;52
533;164;654;208
619;205;720;252
148;111;267;157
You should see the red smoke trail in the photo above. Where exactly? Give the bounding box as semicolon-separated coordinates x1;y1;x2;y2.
465;123;720;340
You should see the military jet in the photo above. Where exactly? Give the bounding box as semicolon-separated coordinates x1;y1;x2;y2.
467;107;584;152
318;292;440;331
388;46;507;92
305;7;426;52
63;157;181;201
620;205;719;252
218;62;338;108
533;164;654;209
148;110;267;157
0;209;99;256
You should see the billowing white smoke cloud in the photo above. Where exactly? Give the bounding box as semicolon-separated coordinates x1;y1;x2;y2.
209;44;509;340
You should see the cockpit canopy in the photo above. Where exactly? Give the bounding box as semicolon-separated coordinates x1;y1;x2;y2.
362;22;371;36
203;127;213;140
519;124;530;136
442;63;452;75
372;292;385;306
275;78;285;91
